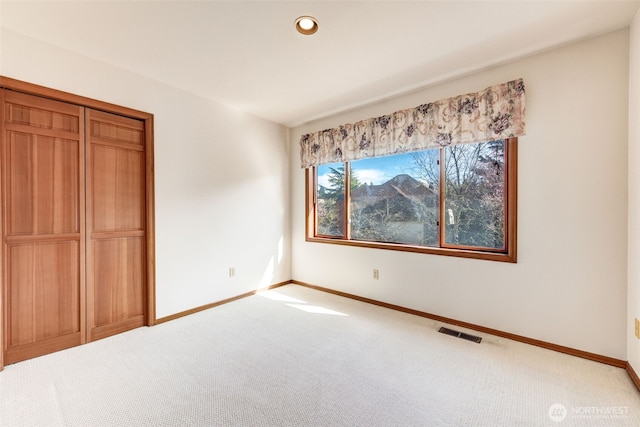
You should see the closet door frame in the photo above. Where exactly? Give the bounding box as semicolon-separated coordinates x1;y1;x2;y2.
0;76;156;371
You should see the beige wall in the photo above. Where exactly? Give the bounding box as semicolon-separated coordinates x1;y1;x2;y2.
0;29;292;319
291;30;630;359
628;10;640;371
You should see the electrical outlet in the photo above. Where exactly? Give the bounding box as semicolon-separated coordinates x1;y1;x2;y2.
229;267;235;278
373;269;379;280
635;318;640;339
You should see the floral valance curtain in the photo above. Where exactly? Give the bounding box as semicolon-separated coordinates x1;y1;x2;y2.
299;78;525;168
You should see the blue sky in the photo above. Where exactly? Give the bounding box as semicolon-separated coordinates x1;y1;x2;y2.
317;152;429;188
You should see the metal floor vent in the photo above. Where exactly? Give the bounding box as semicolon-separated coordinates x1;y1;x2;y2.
438;327;482;343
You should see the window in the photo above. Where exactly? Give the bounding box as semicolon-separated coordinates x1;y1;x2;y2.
306;139;517;262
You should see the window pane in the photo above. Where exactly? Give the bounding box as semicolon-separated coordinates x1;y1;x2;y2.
316;163;346;236
444;141;505;249
350;152;439;246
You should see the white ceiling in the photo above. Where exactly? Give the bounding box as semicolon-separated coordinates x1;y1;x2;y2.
2;0;639;127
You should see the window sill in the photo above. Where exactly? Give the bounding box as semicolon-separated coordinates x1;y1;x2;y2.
306;236;516;263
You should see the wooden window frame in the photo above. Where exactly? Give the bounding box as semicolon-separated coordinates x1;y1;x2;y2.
305;138;517;263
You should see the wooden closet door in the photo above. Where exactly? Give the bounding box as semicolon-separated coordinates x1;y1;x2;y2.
2;90;85;364
86;109;146;342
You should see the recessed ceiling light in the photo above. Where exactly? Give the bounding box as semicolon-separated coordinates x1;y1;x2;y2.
295;16;318;35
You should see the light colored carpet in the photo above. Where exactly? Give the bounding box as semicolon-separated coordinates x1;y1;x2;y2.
1;284;639;426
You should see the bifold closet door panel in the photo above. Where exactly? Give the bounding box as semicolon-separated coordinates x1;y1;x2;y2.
86;109;146;342
2;90;85;364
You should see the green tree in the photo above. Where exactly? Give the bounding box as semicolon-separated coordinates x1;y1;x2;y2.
320;165;361;196
317;165;361;236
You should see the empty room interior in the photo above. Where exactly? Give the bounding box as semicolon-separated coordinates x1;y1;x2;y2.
2;0;640;425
